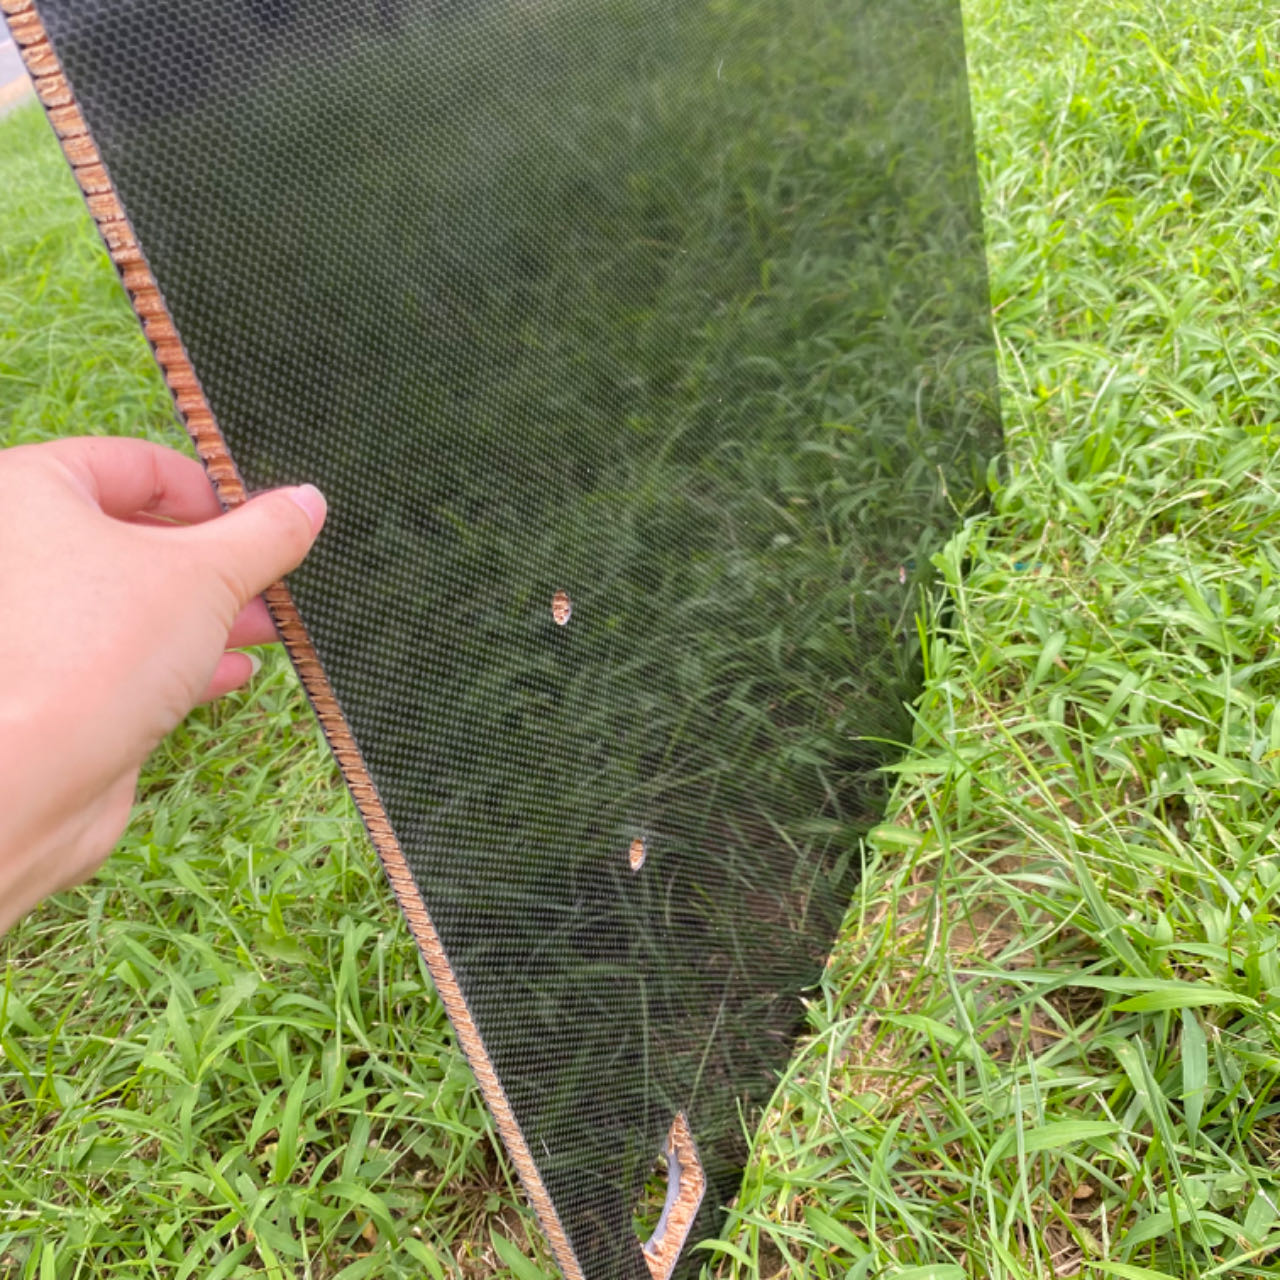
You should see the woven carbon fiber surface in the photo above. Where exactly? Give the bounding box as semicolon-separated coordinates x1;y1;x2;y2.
18;0;999;1273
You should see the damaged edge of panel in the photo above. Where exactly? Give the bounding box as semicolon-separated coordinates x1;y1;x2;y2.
642;1112;705;1280
5;2;587;1276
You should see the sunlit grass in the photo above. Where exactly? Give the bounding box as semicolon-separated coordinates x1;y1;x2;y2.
716;2;1280;1277
4;0;1280;1276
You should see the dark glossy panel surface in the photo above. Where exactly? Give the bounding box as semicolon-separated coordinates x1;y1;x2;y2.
34;0;999;1273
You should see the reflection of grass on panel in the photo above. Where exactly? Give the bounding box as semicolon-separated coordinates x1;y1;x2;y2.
65;0;996;1013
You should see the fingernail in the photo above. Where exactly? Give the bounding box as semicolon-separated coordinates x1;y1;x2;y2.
286;483;327;534
246;651;263;679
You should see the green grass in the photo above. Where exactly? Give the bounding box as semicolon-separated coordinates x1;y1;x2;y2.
4;0;1280;1276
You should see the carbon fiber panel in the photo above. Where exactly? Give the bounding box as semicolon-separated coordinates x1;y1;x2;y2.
14;0;999;1273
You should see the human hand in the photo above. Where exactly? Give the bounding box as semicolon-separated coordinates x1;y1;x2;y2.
0;436;326;935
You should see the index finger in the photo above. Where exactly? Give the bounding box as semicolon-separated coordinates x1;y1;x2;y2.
42;435;225;524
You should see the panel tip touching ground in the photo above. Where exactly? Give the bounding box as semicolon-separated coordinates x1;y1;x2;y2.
641;1112;705;1280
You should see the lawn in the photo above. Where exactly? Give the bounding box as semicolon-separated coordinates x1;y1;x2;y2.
4;0;1280;1276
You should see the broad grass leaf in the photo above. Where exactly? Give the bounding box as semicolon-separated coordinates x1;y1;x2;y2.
1243;1187;1280;1244
1089;1264;1181;1280
1113;984;1252;1012
1029;629;1068;691
403;1239;449;1278
868;824;925;849
803;1204;866;1254
691;1236;755;1267
490;1230;551;1280
881;1013;963;1047
986;1118;1118;1166
1122;1208;1240;1251
1017;1119;1119;1155
271;1063;313;1184
1181;1009;1209;1144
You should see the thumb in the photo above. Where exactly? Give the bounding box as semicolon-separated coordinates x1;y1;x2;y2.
184;484;327;609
